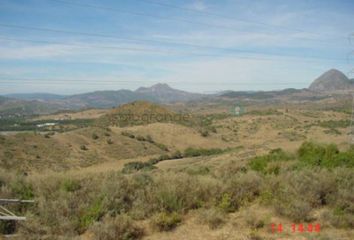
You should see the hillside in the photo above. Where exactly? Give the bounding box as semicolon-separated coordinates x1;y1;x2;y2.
0;126;167;172
64;89;158;109
97;101;188;127
309;69;354;92
0;99;64;117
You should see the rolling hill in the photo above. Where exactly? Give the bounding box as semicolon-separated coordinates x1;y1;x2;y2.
97;101;185;127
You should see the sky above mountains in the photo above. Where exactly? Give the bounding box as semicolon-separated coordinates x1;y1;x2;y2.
0;0;353;94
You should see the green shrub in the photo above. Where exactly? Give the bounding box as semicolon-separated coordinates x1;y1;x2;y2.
245;211;265;229
273;194;312;222
10;177;34;199
170;150;183;159
147;157;160;165
146;135;154;143
250;143;354;171
156;143;169;151
298;142;337;166
183;147;224;157
151;212;181;231
122;131;135;138
218;193;232;212
186;166;210;176
324;128;341;135
122;162;155;173
322;208;354;228
183;147;202;157
158;154;170;161
249;231;263;240
297;142;354;168
90;215;144;240
322;168;354;228
151;173;217;213
80;145;88;151
318;120;351;129
136;135;146;141
78;198;104;232
271;169;336;222
200;129;209;137
222;171;263;211
61;179;81;192
0;221;16;235
92;133;99;140
198;208;225;229
333;148;354;168
154;187;184;213
146;151;183;166
249;148;291;174
100;173;137;216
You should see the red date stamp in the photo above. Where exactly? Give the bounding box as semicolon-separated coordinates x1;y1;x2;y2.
271;223;321;234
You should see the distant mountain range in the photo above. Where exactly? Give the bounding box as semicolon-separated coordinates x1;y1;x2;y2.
5;93;66;101
63;89;158;109
221;69;353;99
1;69;353;117
0;84;204;117
220;88;306;99
4;84;202;103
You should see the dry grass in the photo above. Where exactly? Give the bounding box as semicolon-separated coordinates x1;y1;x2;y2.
116;123;228;152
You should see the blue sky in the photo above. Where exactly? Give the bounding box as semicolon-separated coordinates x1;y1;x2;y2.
0;0;353;94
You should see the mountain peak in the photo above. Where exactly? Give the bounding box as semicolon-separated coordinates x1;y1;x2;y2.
309;69;353;92
327;68;342;73
149;83;173;92
152;83;171;88
135;83;202;102
136;83;172;92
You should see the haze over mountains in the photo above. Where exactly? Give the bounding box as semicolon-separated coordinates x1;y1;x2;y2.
1;68;353;117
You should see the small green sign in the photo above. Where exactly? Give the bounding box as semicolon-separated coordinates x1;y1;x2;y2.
230;104;245;116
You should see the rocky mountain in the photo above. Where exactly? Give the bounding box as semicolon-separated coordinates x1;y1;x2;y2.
309;69;354;92
135;83;203;102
